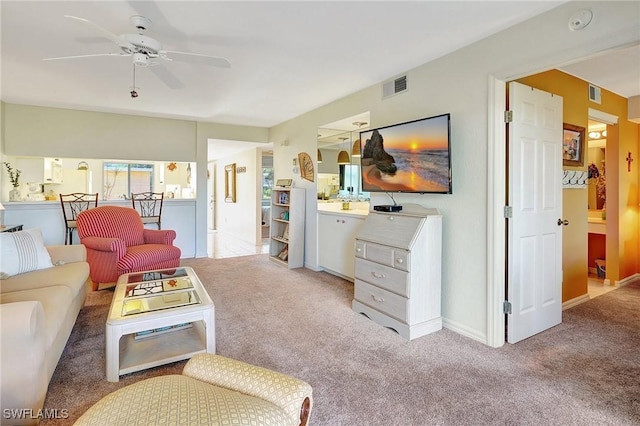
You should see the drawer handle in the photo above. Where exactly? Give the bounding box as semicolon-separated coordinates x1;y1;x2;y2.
372;272;385;279
388;216;395;221
396;258;404;264
371;295;385;303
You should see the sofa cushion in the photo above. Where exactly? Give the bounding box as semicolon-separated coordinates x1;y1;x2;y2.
0;262;90;298
73;375;293;426
0;285;72;352
0;228;53;278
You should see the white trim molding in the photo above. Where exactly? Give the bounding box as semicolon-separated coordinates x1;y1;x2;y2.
615;273;640;288
588;108;618;125
562;294;590;310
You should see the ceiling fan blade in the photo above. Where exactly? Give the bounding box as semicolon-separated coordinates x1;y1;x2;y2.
43;53;129;61
148;64;184;89
161;51;231;68
64;15;136;51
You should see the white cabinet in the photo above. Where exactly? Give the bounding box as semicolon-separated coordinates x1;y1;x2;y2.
44;158;63;184
269;187;305;268
352;205;442;340
318;212;366;280
11;157;62;185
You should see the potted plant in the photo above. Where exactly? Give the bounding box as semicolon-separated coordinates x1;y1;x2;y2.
3;162;22;201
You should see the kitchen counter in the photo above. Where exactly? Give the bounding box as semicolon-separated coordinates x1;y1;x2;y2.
2;199;197;257
317;201;370;218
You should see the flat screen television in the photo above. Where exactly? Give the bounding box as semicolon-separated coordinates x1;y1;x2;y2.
359;113;452;194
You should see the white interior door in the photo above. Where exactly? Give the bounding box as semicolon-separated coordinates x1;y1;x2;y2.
507;81;563;344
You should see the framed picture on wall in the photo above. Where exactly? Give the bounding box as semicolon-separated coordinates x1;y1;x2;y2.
562;123;585;167
224;163;236;203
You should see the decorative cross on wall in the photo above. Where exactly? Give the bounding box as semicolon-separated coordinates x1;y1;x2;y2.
626;152;634;172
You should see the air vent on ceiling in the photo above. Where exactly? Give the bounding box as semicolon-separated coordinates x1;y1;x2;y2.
382;75;408;99
588;84;601;104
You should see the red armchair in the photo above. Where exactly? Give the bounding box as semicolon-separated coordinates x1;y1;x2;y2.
76;205;181;290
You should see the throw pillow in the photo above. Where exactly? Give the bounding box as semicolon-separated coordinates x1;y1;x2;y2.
0;228;53;278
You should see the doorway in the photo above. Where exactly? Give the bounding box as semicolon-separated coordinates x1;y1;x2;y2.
488;72;628;347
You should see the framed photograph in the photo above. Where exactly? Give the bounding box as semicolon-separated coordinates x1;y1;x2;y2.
562;123;585;167
224;163;236;203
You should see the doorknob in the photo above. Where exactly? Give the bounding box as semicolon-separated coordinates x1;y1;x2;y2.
557;219;569;226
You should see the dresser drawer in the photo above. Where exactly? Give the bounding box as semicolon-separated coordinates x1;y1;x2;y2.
354;241;411;272
355;258;409;296
354;280;408;322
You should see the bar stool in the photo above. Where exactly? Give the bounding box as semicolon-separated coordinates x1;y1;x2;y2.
59;193;98;244
131;192;164;229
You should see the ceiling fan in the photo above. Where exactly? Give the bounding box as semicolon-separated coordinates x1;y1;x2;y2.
44;15;231;96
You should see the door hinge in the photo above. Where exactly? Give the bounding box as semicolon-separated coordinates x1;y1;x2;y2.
504;110;513;123
504;206;513;218
503;301;512;315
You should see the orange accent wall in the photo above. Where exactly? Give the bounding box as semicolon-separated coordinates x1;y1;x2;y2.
517;69;639;300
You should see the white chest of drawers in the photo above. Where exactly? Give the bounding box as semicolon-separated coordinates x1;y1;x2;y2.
351;205;442;340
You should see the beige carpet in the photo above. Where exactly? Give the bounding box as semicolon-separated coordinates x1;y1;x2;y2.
42;255;640;425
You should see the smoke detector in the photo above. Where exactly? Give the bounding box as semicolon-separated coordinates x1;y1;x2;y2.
568;9;593;31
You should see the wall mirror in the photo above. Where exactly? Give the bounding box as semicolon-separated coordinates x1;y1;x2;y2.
224;163;236;203
587;120;606;211
317;112;370;202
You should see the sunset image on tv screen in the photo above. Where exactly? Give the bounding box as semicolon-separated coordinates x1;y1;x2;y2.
360;114;451;193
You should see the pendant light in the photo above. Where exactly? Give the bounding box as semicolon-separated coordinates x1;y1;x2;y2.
337;137;350;164
351;121;367;157
351;139;361;157
317;149;323;163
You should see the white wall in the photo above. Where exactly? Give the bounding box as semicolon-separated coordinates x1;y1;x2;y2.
4;105;197;161
214;147;262;245
269;1;640;344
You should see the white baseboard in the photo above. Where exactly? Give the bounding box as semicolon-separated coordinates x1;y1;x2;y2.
616;273;640;288
442;317;487;345
562;294;590;310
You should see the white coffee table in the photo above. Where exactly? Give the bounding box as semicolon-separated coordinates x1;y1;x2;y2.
106;266;215;382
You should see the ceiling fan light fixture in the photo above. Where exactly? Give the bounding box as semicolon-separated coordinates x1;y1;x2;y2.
133;52;150;67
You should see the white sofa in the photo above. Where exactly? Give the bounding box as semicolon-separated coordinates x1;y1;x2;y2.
0;245;89;426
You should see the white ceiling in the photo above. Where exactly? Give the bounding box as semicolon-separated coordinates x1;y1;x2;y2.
558;44;640;100
1;0;570;128
1;1;637;161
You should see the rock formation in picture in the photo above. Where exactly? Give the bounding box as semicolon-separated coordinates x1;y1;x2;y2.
361;129;397;173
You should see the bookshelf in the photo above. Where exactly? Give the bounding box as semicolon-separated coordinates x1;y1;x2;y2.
269;187;305;268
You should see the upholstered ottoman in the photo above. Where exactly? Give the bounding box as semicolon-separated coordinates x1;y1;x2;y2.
73;353;312;426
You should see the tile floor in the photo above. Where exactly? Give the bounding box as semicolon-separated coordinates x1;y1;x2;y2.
208;228;269;259
588;275;617;299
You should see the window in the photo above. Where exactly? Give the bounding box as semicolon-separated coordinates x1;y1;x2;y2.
103;162;154;200
262;167;273;201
